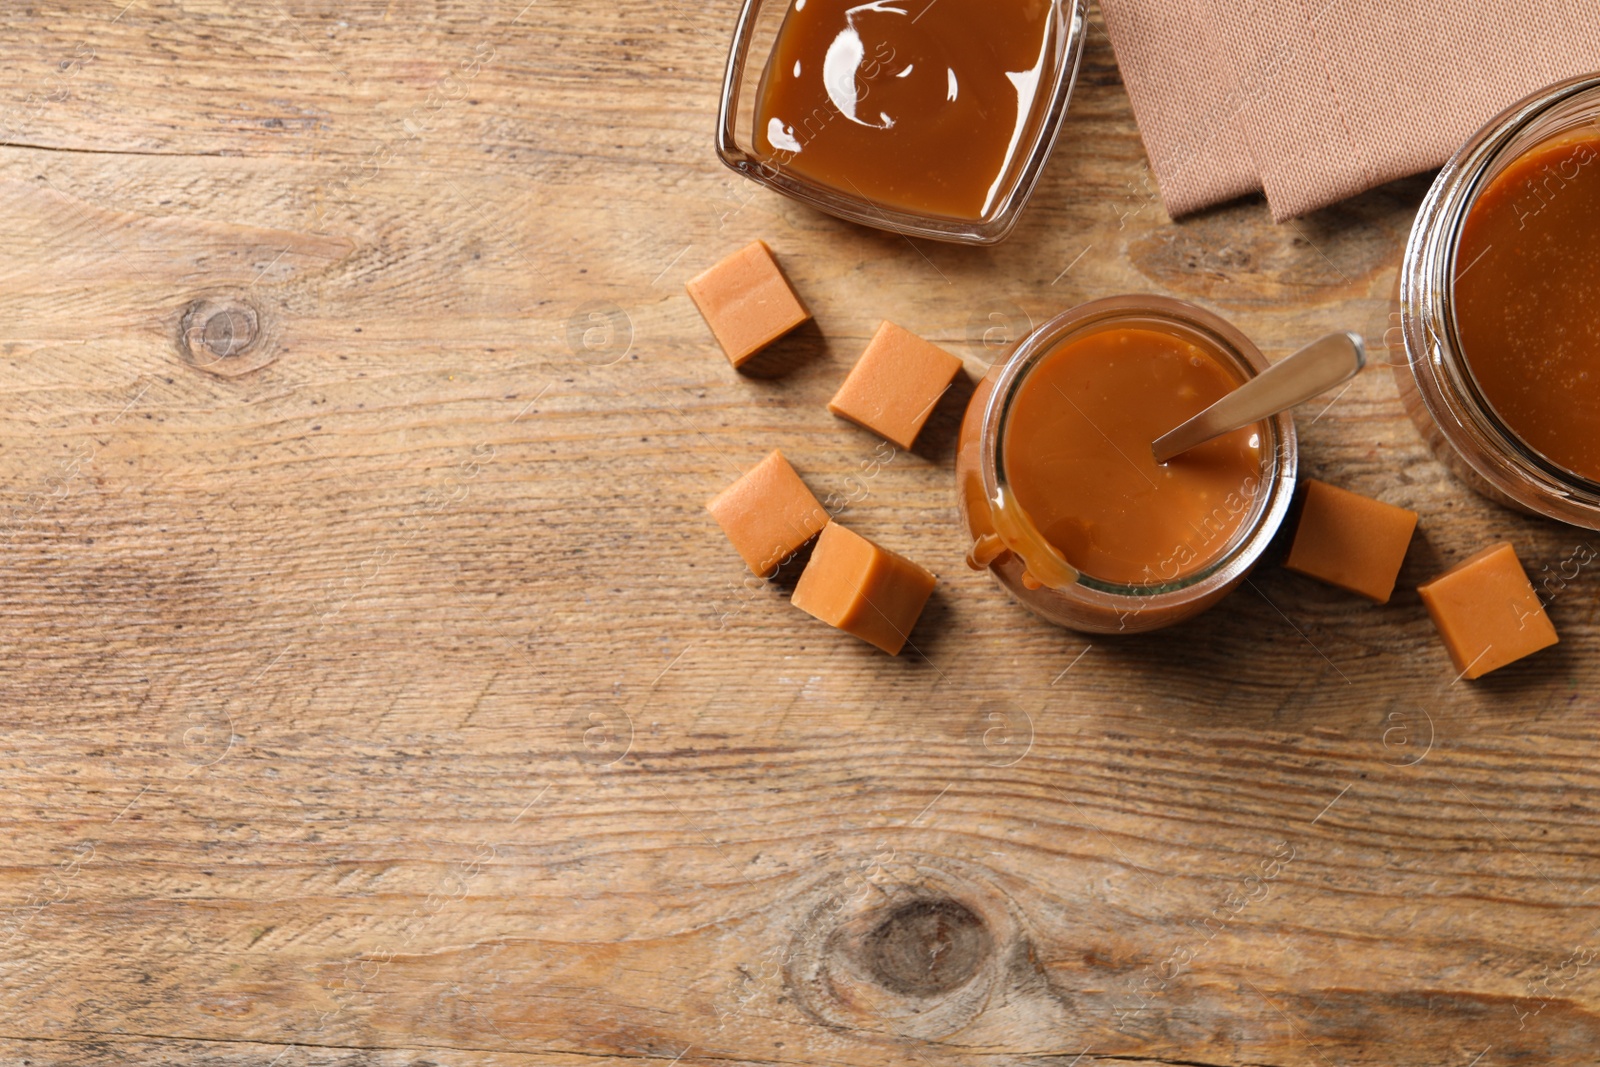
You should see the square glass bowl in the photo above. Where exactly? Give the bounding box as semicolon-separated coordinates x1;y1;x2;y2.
715;0;1089;245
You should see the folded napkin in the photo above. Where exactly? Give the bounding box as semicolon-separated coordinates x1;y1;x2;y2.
1099;0;1600;220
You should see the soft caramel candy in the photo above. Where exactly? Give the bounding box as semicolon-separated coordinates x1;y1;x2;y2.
1418;542;1558;679
685;241;810;368
791;522;936;656
1284;480;1418;603
828;321;964;450
707;450;828;577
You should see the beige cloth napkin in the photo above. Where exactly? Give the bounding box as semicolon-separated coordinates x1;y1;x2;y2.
1099;0;1600;220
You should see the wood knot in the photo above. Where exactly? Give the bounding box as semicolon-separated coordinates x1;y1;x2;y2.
199;305;256;358
781;855;1037;1040
862;899;992;997
176;295;277;376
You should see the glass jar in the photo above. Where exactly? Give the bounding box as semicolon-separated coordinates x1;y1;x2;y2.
714;0;1089;245
1395;72;1600;530
955;296;1299;633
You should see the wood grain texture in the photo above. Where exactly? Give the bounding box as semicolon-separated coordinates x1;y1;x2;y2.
1;2;1597;1066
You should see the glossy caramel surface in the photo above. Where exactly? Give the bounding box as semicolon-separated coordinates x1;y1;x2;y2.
754;0;1055;220
1002;324;1265;586
1455;132;1600;481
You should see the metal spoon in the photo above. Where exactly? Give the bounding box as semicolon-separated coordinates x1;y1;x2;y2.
1152;331;1366;464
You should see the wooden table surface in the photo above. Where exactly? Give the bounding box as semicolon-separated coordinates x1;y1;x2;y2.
4;3;1598;1065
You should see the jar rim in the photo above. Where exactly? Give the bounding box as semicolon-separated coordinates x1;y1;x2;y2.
1399;72;1600;529
975;295;1299;605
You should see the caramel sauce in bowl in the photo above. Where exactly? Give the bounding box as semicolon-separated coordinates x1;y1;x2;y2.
717;0;1088;244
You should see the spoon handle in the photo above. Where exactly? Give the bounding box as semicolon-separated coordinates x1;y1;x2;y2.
1152;331;1366;464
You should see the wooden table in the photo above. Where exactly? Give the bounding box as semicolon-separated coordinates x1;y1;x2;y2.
4;3;1597;1065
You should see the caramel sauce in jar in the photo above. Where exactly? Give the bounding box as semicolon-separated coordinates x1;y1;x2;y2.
955;297;1296;634
1001;324;1266;587
1454;132;1600;482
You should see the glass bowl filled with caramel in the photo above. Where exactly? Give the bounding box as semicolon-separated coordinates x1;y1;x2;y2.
1397;72;1600;530
955;296;1299;634
715;0;1089;244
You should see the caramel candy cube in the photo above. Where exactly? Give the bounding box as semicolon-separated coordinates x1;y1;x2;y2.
1418;542;1558;680
792;522;936;655
1284;480;1419;603
685;241;810;368
828;321;964;449
707;450;828;578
